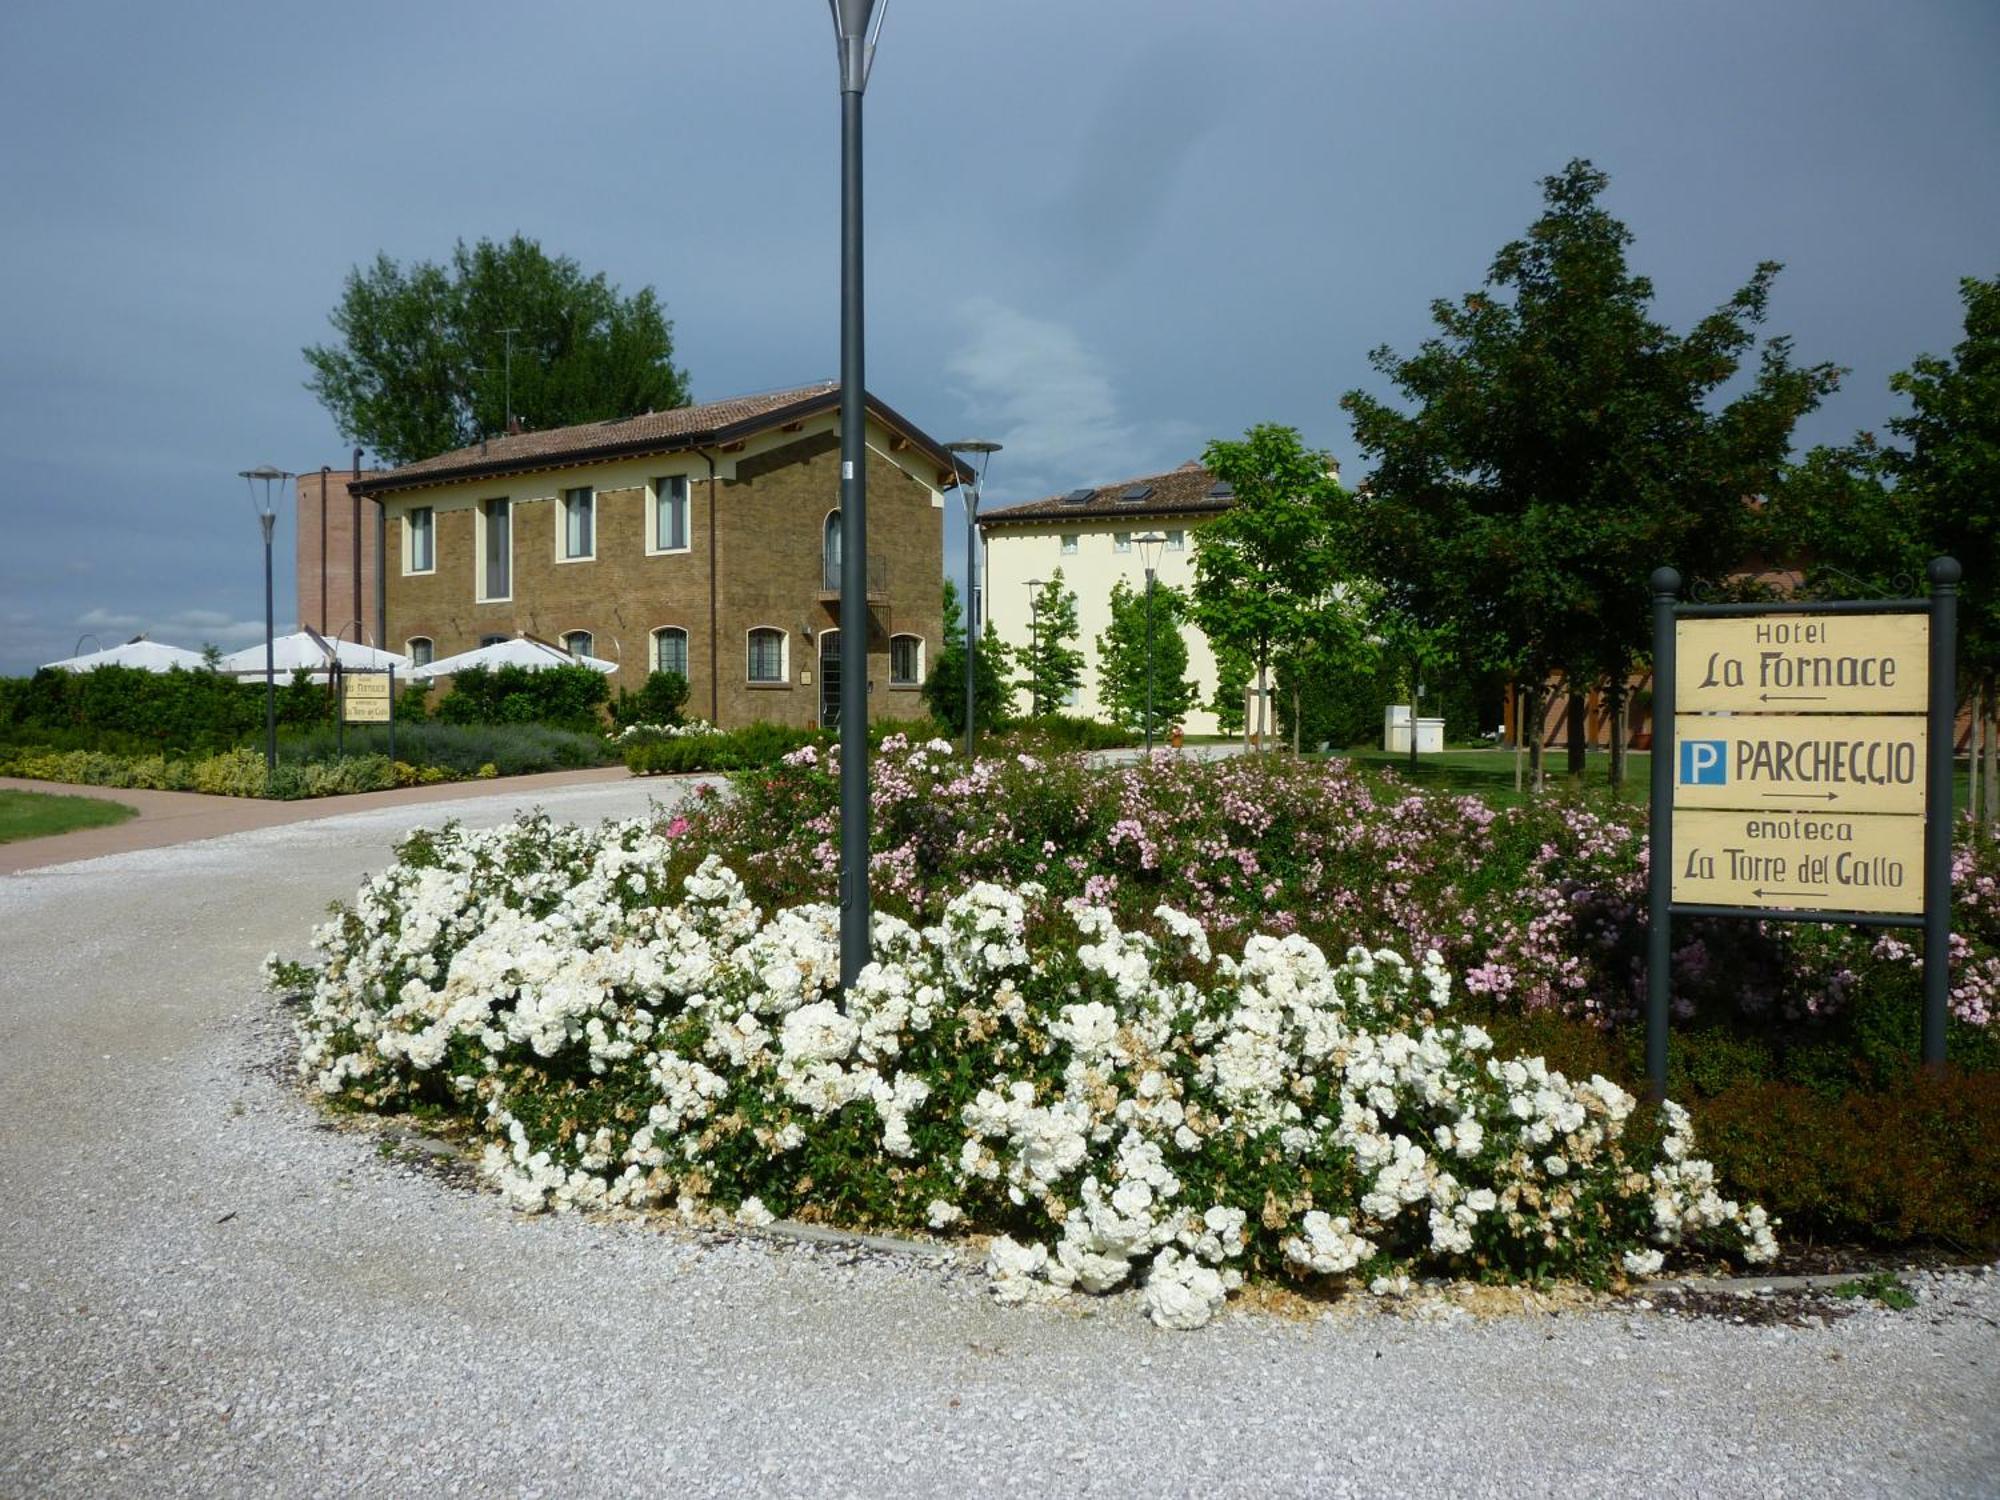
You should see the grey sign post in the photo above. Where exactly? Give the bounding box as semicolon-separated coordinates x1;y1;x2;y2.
1644;558;1961;1098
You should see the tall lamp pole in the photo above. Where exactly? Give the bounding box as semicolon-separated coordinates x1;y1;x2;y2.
240;466;294;773
1135;532;1167;753
829;0;887;990
946;440;1000;757
1025;577;1046;718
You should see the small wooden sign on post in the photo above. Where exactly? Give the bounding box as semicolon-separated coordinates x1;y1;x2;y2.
342;670;392;723
1646;561;1961;1098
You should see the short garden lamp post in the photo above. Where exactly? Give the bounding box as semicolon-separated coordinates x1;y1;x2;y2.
1025;577;1046;718
1134;532;1167;753
239;465;294;773
945;440;1001;757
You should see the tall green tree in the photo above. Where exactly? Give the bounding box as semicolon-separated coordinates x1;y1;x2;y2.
1187;424;1353;746
923;577;1012;735
1342;159;1841;786
1095;577;1195;736
1020;568;1085;716
304;235;690;465
1765;273;2000;829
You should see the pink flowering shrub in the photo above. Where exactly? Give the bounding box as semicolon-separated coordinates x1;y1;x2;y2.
668;737;2000;1050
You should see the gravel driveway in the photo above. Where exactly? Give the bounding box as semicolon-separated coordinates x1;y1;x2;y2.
1;781;1994;1498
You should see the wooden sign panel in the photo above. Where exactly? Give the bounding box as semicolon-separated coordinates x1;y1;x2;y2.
1669;808;1924;914
1669;713;1927;816
342;673;392;724
1676;614;1927;714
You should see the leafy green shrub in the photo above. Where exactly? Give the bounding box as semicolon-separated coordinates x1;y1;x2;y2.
1694;1072;2000;1251
625;720;820;776
1;665;267;754
609;671;690;730
190;748;271;797
433;664;611;733
280;721;614;778
1006;713;1135;752
268;755;399;800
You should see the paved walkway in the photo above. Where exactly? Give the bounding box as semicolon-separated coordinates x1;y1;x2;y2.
0;767;635;875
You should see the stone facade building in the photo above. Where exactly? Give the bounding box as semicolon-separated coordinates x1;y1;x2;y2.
354;383;962;728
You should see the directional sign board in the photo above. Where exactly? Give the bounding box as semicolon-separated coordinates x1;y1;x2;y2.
1669;808;1924;915
1669;608;1928;916
342;671;392;724
1677;614;1927;714
1669;714;1927;816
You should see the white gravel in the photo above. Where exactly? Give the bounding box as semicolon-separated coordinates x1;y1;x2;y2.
2;781;1995;1498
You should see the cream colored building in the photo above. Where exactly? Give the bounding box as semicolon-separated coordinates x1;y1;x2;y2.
979;462;1235;734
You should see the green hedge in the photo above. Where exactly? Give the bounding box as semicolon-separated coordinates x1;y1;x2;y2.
1696;1072;2000;1251
433;664;610;734
0;665;333;754
0;745;402;801
626;722;821;776
280;721;614;777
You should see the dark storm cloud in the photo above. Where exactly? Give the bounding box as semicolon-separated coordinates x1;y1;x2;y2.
0;0;1994;669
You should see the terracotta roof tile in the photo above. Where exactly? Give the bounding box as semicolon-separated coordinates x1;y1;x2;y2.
979;463;1234;527
359;383;965;495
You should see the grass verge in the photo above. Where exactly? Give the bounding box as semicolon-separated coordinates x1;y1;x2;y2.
0;788;138;843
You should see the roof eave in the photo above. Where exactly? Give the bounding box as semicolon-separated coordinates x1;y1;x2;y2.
355;389;967;499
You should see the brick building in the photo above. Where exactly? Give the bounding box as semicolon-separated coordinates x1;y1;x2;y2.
353;382;963;728
295;468;385;643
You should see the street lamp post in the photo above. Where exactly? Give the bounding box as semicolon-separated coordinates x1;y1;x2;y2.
945;440;1001;757
1134;532;1167;753
1024;578;1048;718
828;0;887;990
240;466;293;773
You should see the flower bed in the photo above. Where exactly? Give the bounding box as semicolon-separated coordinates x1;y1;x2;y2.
659;740;2000;1044
272;810;1775;1329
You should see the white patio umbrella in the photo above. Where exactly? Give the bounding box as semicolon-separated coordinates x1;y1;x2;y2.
217;628;410;683
410;634;618;680
41;639;209;673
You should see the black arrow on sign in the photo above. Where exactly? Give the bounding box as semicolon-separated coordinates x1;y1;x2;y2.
1752;888;1829;900
1760;792;1839;801
1759;693;1828;702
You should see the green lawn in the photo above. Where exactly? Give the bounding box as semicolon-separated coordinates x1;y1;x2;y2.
1336;745;1976;813
0;789;139;844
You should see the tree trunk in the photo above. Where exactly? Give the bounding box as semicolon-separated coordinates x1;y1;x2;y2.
1292;682;1301;755
1408;655;1421;775
1971;681;1985;833
1985;675;1999;840
1513;683;1524;794
1526;683;1545;792
1607;678;1628;790
1565;686;1587;776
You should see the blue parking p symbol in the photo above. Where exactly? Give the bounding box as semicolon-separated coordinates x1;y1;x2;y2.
1680;740;1726;787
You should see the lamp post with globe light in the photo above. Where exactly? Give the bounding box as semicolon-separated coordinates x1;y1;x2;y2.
239;466;293;772
945;440;1000;757
827;0;888;989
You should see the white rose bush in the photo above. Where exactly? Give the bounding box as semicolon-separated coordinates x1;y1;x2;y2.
272;793;1777;1330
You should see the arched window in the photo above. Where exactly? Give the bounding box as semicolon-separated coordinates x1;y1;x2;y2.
479;633;507;648
561;630;594;660
823;509;842;591
889;634;923;686
747;627;786;684
406;636;434;668
651;627;689;679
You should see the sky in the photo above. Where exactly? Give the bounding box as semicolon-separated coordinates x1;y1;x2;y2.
1;0;1995;672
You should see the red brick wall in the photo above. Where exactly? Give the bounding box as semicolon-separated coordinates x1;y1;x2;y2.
295;470;384;643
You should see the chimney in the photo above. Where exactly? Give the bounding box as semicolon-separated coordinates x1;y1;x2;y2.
506;416;524;436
